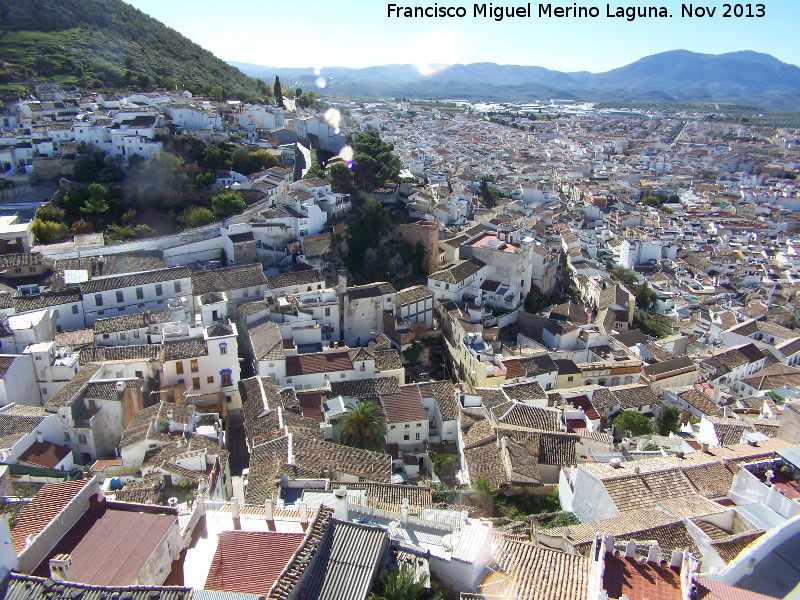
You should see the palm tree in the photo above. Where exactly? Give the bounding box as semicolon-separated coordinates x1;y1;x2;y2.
372;566;441;600
338;399;386;453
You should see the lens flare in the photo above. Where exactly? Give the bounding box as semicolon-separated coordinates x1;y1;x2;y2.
347;161;354;169
324;108;341;127
316;77;327;89
313;67;322;76
339;145;354;162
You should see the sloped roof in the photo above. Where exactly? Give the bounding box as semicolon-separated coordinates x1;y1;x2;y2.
480;537;589;600
191;264;266;296
298;520;388;600
204;531;306;596
11;479;92;553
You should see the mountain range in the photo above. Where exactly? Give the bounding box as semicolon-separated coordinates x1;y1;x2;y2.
0;0;268;102
231;51;800;111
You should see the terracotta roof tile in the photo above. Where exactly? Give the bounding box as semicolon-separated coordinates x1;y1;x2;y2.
204;531;306;596
11;479;92;553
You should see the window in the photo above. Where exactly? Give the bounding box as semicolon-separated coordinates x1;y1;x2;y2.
207;376;215;384
174;281;182;293
390;425;396;430
416;432;420;440
416;422;422;427
135;371;143;378
136;287;144;300
404;424;410;428
325;307;331;317
95;294;103;306
134;331;140;338
286;378;293;383
360;362;365;372
176;362;184;375
340;373;346;378
219;343;228;355
403;433;410;441
29;267;36;273
192;377;200;390
78;434;88;444
116;291;124;303
41;387;47;395
243;288;249;297
190;359;199;373
102;334;110;340
118;307;125;312
177;379;185;388
53;309;60;319
72;305;79;314
155;284;163;296
567;376;574;382
97;310;105;315
221;370;233;386
119;332;126;340
64;432;70;442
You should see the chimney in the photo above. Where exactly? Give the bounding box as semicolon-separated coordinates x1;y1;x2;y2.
634;466;640;474
333;487;348;521
49;554;73;582
401;498;409;524
647;542;661;564
298;501;308;528
461;509;469;529
701;442;709;453
338;273;347;296
287;433;296;466
265;498;274;522
35;431;43;444
231;497;240;530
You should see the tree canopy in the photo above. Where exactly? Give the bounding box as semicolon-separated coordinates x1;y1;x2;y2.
273;75;285;108
338;399;386;453
613;411;653;437
351;129;402;192
212;191;246;220
656;406;682;436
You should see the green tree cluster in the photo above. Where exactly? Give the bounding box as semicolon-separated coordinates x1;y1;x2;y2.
273;76;285;108
370;566;440;600
182;206;216;229
613;411;653;436
212;192;247;220
479;175;502;208
351;130;402;192
32;219;69;244
338;400;386;453
635;282;658;310
231;147;278;175
656;406;682;436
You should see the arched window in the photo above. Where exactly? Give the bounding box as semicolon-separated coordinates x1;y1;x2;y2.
220;369;233;387
219;343;228;355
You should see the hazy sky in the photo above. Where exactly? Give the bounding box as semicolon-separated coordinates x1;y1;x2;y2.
124;0;799;72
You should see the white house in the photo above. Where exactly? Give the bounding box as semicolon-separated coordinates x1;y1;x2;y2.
80;266;192;326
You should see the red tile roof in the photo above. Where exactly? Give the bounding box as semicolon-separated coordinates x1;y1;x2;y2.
695;577;778;600
90;458;123;472
11;479;92;553
285;351;352;376
204;531;306;595
17;441;71;469
602;553;682;600
502;358;525;379
32;500;177;585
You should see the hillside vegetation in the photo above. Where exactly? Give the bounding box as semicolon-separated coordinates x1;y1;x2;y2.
0;0;271;102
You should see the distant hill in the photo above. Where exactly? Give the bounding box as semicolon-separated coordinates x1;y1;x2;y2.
0;0;269;102
231;51;800;111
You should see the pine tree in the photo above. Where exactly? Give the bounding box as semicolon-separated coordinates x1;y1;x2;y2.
273;75;285;108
